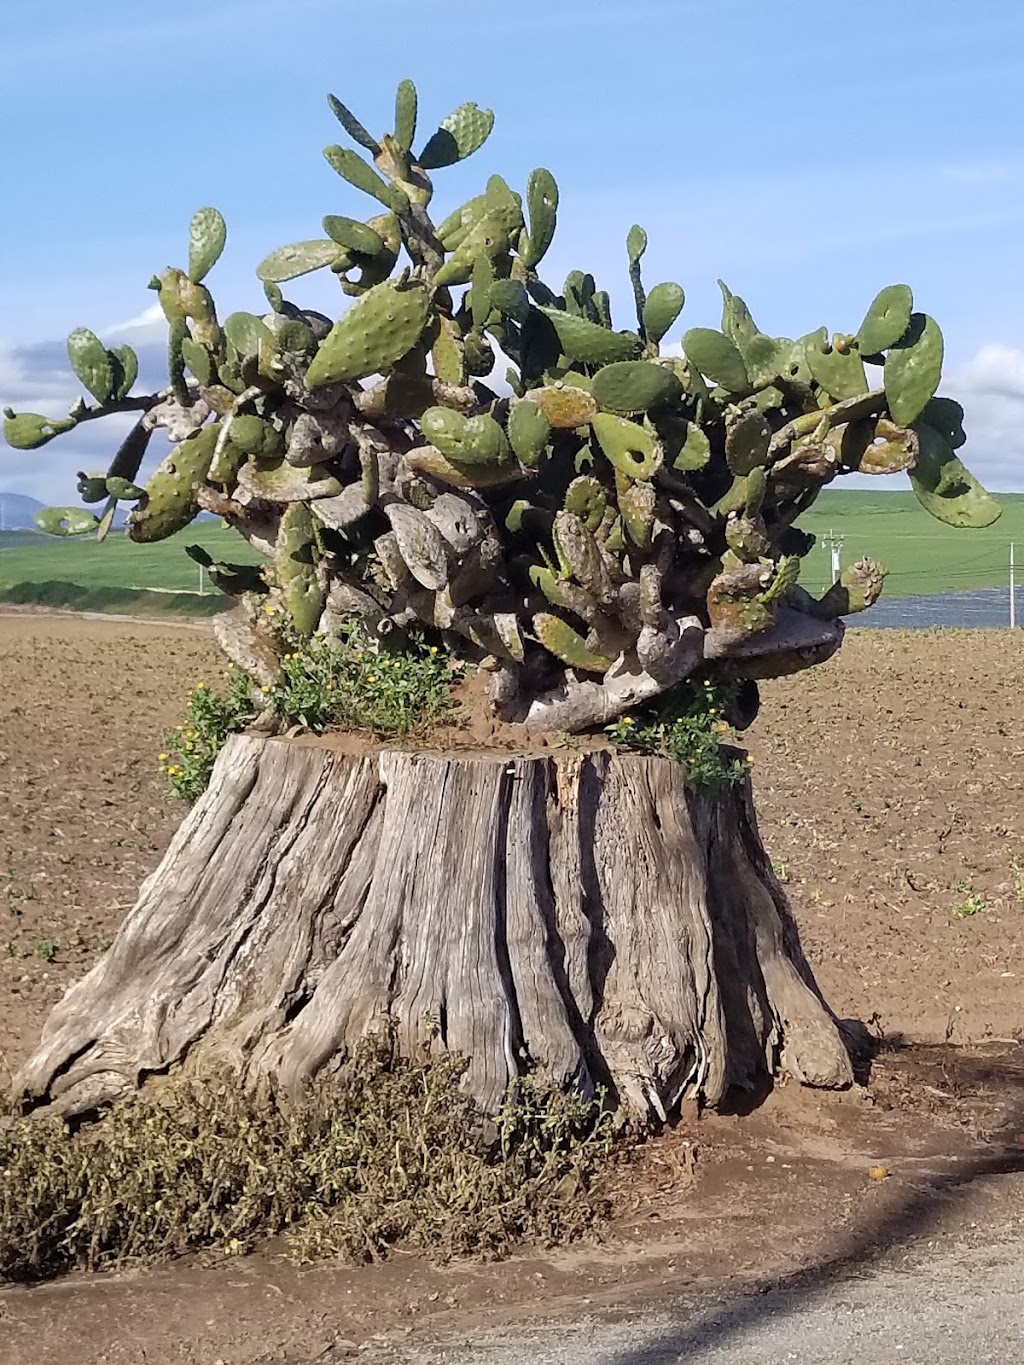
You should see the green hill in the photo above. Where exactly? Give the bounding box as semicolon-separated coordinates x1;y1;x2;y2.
1;491;1022;613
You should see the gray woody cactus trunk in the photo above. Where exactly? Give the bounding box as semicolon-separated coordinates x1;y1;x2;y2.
14;737;854;1122
3;79;997;1120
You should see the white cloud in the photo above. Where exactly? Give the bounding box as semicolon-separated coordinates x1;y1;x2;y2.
104;303;166;337
945;344;1024;492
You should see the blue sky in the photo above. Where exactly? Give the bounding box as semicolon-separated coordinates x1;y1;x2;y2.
3;0;1024;502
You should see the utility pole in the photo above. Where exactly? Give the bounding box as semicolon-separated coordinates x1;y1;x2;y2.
198;563;206;597
822;528;844;588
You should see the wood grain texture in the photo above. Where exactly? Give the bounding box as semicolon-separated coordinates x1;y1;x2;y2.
14;736;853;1119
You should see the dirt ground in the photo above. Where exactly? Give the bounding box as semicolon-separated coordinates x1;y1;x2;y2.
0;609;1022;1363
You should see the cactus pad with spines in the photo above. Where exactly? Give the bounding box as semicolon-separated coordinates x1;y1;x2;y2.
304;278;430;387
3;79;998;736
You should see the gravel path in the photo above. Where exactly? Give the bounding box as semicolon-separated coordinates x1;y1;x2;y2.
343;1227;1023;1365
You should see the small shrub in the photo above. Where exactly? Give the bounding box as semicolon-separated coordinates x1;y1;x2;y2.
0;1036;617;1282
269;621;462;737
605;677;752;793
952;879;989;918
159;668;259;804
160;621;463;805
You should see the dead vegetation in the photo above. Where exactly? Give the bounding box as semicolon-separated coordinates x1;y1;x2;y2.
0;1032;618;1283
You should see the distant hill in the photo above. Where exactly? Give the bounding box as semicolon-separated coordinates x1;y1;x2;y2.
0;492;45;530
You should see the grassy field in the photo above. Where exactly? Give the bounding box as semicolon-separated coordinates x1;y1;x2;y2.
1;489;1023;602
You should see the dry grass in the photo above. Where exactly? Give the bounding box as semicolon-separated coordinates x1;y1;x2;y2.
0;1033;618;1283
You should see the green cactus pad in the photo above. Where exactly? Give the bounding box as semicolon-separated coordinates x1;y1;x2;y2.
489;279;530;323
521;168;558;269
107;417;153;485
67;328;115;405
421;407;511;466
725;411;772;475
533;612;614;674
618;480;656;549
537;307;643;366
815;558;887;618
76;472;109;503
908;420;1001;528
642;282;685;345
224;311;276;360
626;225;648;267
507;399;552;466
591;412;663;481
552;511;612;598
920;396;967;450
564;476;607;530
433;214;511;287
277;503;325;635
128;425;219;543
405;444;523;490
718;283;758;346
804;333;868;401
839;417;918;475
327;94;381;153
229;415;283;457
856;284;913;355
418;101;495;170
744;466;767;515
3;412;77;450
323;145;410;213
180;337;215;387
322;215;387;256
393;79;418;153
682;328;749;392
884;314;944;427
430;316;465;385
465;330;496;377
760;555;800;607
304;278;431;388
110;344;139;400
437;193;488;249
524;383;598;430
34;506;99;537
187;207;227;284
591;360;683;415
670;420;711;472
105;476;146;500
256;240;345;283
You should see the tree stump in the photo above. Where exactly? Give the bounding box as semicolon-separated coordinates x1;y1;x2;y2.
14;736;853;1121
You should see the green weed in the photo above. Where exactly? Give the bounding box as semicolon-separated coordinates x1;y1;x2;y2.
605;677;752;793
951;879;989;918
160;621;463;805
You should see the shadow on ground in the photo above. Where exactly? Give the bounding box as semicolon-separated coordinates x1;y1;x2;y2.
608;1040;1024;1364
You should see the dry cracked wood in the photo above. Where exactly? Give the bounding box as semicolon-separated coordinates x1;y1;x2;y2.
14;737;853;1121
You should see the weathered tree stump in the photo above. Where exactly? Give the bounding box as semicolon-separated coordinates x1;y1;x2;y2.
14;736;853;1121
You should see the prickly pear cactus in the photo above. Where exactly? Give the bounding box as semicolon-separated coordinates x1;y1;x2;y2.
3;80;1000;732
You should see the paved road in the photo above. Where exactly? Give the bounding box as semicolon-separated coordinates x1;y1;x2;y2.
343;1231;1022;1365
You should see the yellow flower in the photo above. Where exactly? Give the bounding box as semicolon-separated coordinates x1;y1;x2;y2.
260;685;270;694
747;756;755;766
264;604;275;614
708;708;717;715
429;646;438;655
621;716;635;726
367;674;377;683
158;753;168;762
